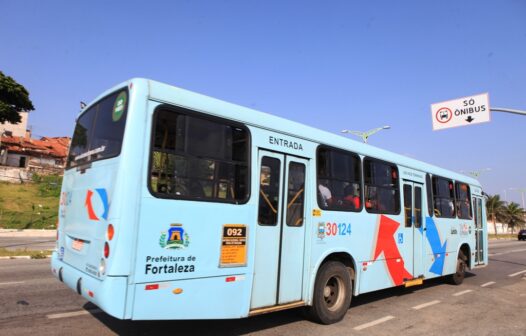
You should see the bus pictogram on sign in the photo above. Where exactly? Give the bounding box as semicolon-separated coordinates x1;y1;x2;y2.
435;107;452;124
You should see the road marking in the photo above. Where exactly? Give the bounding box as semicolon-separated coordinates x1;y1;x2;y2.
508;270;526;277
47;309;102;319
412;300;441;310
453;290;473;296
0;281;25;286
489;248;526;257
481;281;496;287
353;315;395;331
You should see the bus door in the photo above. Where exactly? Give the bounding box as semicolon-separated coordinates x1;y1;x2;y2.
251;150;308;309
473;196;485;265
403;182;425;278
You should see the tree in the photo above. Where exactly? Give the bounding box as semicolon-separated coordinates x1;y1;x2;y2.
0;71;34;124
486;195;507;234
502;202;526;234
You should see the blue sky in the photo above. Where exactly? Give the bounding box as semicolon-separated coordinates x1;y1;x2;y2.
1;0;525;204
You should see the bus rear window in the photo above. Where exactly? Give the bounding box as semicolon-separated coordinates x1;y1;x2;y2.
149;107;250;204
67;89;128;169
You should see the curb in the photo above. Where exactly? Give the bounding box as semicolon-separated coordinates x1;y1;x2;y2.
0;255;52;260
0;229;56;238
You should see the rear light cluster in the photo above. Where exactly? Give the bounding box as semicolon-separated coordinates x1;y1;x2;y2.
103;242;110;258
100;224;115;276
103;224;115;258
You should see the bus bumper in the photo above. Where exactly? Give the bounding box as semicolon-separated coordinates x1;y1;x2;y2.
51;251;128;319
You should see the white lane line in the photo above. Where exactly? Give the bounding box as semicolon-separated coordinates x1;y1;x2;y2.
508;270;526;277
412;300;441;310
481;281;496;287
353;315;395;331
453;289;473;296
47;309;102;319
490;248;526;257
0;281;25;286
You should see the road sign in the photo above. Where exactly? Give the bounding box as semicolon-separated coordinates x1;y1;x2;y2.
431;93;490;130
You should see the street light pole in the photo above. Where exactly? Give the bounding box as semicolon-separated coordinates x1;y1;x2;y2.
341;126;390;143
491;107;526;116
510;188;526;209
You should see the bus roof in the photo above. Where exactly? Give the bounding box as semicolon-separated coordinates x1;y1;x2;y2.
86;78;481;188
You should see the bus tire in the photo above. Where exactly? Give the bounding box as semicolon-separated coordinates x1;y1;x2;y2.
306;261;352;324
449;250;467;285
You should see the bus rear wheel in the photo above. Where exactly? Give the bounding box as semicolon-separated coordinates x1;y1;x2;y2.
306;261;352;324
449;251;467;285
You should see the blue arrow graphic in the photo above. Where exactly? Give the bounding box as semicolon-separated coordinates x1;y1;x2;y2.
95;188;110;220
425;217;447;275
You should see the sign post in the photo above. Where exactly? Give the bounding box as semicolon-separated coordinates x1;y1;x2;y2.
431;93;490;131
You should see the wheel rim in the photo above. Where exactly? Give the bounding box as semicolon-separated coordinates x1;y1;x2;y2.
323;275;345;311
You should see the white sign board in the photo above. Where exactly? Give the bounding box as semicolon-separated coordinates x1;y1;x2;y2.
431;93;490;131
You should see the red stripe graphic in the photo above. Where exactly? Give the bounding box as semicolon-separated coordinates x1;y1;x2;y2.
373;215;412;286
85;190;99;221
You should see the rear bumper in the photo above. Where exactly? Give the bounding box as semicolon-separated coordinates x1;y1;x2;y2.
51;251;128;319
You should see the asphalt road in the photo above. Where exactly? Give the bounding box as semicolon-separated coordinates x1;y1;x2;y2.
0;230;56;251
0;237;55;251
1;239;525;336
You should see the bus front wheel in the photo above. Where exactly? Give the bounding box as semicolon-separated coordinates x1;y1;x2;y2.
449;251;467;285
306;261;352;324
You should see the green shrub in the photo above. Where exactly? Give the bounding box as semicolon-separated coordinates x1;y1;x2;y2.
32;174;63;197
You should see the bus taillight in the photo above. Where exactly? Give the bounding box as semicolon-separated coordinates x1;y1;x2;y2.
103;242;110;258
107;224;115;241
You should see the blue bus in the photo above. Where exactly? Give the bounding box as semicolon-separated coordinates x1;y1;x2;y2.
51;79;487;324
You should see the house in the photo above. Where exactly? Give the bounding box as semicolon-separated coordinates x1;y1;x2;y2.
0;134;70;172
0;111;29;138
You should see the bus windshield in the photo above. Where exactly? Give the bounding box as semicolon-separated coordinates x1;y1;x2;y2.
67;88;128;169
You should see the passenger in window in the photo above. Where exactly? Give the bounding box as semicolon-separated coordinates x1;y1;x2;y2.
318;181;333;207
343;184;360;210
458;198;471;219
365;187;377;210
448;199;455;216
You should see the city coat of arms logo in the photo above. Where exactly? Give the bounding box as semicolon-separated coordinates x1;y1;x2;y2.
159;224;190;249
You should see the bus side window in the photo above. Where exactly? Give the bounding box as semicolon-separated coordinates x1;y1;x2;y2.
316;146;362;212
149;108;249;203
455;182;472;220
363;158;400;215
432;176;455;218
